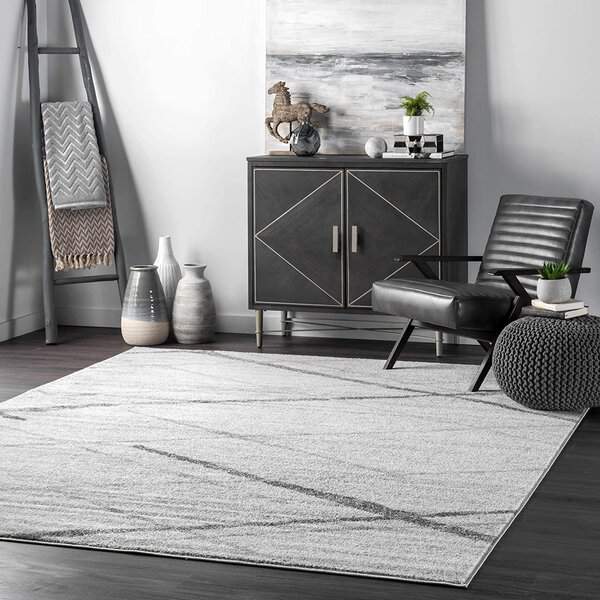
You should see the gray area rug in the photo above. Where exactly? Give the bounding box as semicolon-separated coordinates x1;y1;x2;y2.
0;348;585;586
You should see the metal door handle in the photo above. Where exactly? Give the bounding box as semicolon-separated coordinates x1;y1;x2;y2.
351;225;358;253
332;225;340;253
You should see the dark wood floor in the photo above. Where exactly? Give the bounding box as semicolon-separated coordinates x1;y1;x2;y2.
1;327;598;599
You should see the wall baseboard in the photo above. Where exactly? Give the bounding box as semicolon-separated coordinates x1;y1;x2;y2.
55;306;470;344
56;306;122;328
0;311;45;343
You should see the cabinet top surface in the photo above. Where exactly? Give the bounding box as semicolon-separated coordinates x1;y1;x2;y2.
248;153;467;166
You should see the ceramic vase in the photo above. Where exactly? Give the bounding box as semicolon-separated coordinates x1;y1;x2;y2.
153;235;181;314
121;265;169;346
403;115;424;136
172;264;216;344
536;277;572;303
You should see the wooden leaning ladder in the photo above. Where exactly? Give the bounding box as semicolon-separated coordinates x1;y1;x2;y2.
25;0;128;344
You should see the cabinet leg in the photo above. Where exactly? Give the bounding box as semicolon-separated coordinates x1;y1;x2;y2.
256;310;264;349
435;331;443;357
281;310;293;337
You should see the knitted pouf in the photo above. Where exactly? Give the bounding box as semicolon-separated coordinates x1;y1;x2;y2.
492;316;600;410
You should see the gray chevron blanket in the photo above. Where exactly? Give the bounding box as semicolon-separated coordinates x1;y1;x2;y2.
44;158;114;271
41;101;106;210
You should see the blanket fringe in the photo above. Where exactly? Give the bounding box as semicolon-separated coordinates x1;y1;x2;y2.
55;252;112;272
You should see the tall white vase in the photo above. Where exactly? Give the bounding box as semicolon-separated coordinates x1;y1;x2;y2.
153;236;181;314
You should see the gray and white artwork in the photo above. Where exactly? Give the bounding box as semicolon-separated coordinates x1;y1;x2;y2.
266;0;466;154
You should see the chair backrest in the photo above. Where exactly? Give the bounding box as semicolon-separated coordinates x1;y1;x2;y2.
476;194;594;296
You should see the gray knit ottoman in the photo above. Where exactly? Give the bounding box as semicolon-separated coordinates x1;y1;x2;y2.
492;315;600;410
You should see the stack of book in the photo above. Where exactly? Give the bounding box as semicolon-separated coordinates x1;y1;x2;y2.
382;133;455;159
522;299;589;319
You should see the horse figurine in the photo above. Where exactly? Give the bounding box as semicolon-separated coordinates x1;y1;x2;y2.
265;81;329;144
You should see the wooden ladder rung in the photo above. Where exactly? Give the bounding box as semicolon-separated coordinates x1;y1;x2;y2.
54;274;119;286
38;46;80;54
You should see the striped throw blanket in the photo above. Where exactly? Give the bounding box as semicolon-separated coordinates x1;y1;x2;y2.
44;158;115;271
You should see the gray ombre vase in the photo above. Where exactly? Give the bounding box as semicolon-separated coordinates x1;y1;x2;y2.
172;264;216;344
121;265;169;346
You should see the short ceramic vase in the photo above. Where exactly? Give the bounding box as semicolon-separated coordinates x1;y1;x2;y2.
172;264;217;344
121;265;169;346
153;235;181;314
536;277;572;303
290;122;320;156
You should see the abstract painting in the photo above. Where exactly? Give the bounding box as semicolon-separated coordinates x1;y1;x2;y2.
266;0;465;154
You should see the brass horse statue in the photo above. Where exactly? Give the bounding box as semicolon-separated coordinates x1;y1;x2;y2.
265;81;329;143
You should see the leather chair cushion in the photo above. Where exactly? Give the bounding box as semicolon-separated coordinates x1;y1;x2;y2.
372;279;516;332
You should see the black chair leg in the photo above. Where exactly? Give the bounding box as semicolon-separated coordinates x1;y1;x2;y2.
384;320;414;370
469;343;494;392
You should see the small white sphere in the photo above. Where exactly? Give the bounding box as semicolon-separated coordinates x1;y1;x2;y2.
364;137;388;158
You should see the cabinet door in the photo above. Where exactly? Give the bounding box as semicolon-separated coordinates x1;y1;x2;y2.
252;168;343;307
346;169;440;308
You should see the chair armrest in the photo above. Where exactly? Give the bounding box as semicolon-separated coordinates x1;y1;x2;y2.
391;255;483;280
393;255;483;263
489;267;591;276
488;267;591;300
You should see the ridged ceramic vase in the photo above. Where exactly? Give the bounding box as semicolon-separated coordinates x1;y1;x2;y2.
121;265;169;346
153;236;181;315
172;264;216;344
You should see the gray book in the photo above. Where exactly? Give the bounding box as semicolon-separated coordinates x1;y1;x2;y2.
521;305;589;320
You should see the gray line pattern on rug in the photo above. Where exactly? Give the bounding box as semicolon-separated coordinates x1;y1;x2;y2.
135;444;494;542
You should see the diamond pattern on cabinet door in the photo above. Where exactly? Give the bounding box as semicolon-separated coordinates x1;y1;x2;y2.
347;170;440;308
254;170;343;306
254;169;341;233
254;241;340;306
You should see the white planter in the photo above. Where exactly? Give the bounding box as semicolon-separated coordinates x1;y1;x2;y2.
403;115;424;136
536;277;572;303
153;235;181;315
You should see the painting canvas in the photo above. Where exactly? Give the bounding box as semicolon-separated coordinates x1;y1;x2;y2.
265;0;466;154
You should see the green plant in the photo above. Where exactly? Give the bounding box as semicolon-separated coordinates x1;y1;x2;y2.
539;261;570;280
399;91;434;117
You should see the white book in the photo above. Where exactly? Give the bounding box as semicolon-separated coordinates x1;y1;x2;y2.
382;152;415;159
428;151;455;158
523;305;589;319
531;298;585;312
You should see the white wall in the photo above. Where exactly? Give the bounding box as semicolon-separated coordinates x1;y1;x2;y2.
49;0;268;333
5;0;600;341
466;0;600;305
0;1;44;342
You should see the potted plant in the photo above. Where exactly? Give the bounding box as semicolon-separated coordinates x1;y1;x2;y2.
537;261;572;303
400;91;434;136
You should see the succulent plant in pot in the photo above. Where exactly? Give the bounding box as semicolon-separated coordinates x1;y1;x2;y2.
400;91;434;136
536;262;572;303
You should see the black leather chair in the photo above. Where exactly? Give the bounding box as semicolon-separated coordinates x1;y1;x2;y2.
372;194;594;391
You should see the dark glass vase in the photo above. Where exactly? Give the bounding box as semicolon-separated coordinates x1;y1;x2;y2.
290;122;321;156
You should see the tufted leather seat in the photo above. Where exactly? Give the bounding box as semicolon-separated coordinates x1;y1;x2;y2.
372;279;515;331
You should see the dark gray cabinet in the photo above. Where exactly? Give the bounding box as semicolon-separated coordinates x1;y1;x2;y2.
248;155;467;344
